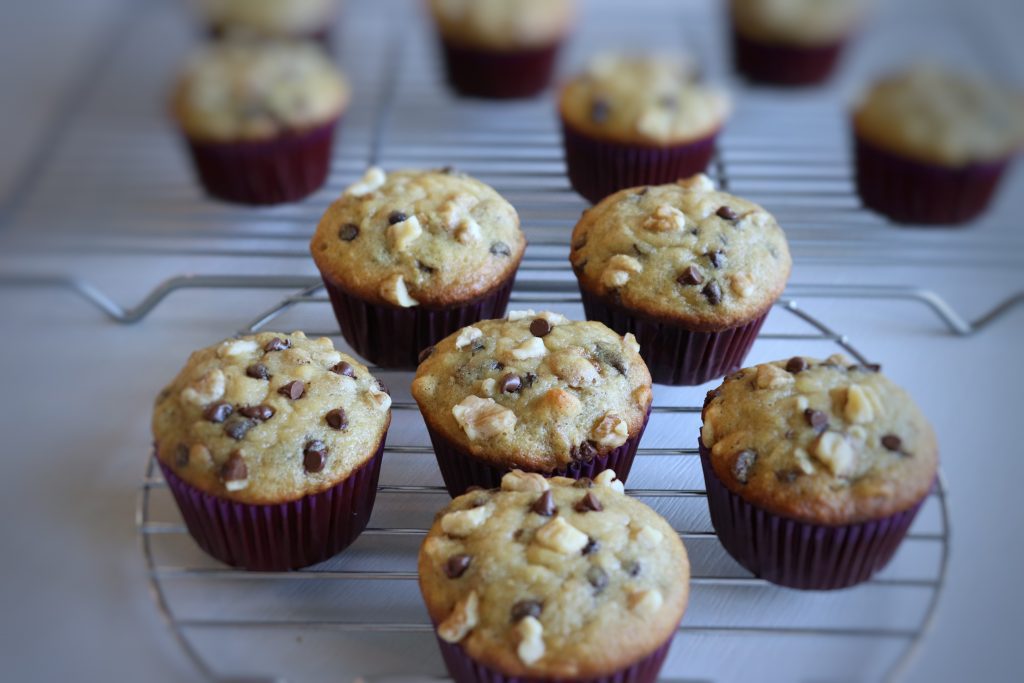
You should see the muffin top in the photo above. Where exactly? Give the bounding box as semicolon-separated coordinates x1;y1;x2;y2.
853;66;1024;166
570;175;791;330
310;168;526;308
701;355;938;525
729;0;869;45
419;470;689;678
153;332;391;505
428;0;577;51
194;0;338;36
412;314;652;472
171;41;349;141
560;54;730;145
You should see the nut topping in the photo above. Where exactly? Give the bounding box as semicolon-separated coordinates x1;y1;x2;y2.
591;412;629;448
379;274;419;308
437;590;478;644
344;166;386;197
452;396;517;440
454;326;484;350
501;470;550;493
532;517;589;555
440;506;490;538
386;214;423;252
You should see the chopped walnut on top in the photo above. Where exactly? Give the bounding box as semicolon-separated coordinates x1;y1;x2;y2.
600;253;644;289
344;166;386;197
454;326;484;350
591;412;629;448
452;396;517;440
386;214;423;252
379;273;419;308
642;204;688;233
437;590;479;643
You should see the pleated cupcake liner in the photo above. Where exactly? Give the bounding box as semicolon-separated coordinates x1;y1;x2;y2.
438;38;561;99
561;119;719;204
698;442;928;590
183;118;338;206
158;439;384;572
579;288;768;386
424;407;650;498
853;132;1012;226
731;28;845;86
434;629;674;683
319;272;517;370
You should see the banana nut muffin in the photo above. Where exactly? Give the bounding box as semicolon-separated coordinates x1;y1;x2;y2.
570;174;791;385
194;0;339;41
419;470;689;680
412;313;652;495
311;167;526;368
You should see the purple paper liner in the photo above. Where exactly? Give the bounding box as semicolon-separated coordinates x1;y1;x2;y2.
425;407;651;498
698;442;928;590
183;118;339;206
319;272;517;370
731;27;845;86
561;119;719;205
438;39;561;99
853;132;1012;226
434;630;674;683
158;440;384;571
579;288;768;386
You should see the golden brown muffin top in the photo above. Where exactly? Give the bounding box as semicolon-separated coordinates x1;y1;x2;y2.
412;315;652;472
701;355;939;525
730;0;870;46
570;175;791;331
193;0;339;37
152;332;391;505
418;470;689;678
428;0;577;50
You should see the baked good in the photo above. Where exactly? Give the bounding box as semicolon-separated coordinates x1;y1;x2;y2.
171;41;349;205
570;175;791;385
310;167;526;368
559;54;730;203
699;355;939;589
427;0;577;98
852;66;1024;224
152;331;391;570
412;313;652;496
418;470;689;682
194;0;339;42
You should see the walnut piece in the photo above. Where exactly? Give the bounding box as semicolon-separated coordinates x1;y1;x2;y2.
628;588;663;615
632;524;663;547
813;431;856;478
344;166;386;197
501;470;550;493
593;469;625;493
591;412;629;448
507;309;537;321
379;274;419;308
548;349;600;388
755;364;794;390
181;369;226;406
437;590;478;643
537;388;581;417
454;326;484;350
218;339;258;358
623;333;640;354
516;616;545;665
533;517;589;555
678;174;716;194
368;383;392;412
844;384;876;424
642;204;688;233
454;217;481;244
601;254;644;289
452;396;517;440
511;337;547;360
730;272;755;298
386;214;423;252
636;108;673;140
440;505;490;537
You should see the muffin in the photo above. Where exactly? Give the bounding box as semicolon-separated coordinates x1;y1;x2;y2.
700;355;939;590
310;167;526;368
152;331;391;571
852;66;1024;225
427;0;577;98
412;314;652;496
193;0;340;43
171;41;349;205
559;54;730;204
570;175;791;386
419;470;690;682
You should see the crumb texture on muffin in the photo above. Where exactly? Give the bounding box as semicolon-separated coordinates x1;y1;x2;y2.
560;54;730;145
152;332;391;504
730;0;869;45
570;175;791;330
311;168;525;307
412;315;652;471
418;470;689;678
194;0;338;35
428;0;576;50
701;355;939;524
853;66;1024;166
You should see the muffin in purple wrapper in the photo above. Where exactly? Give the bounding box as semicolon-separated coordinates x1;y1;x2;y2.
310;167;526;369
171;41;349;205
412;314;653;497
852;66;1024;225
418;471;689;681
699;355;939;590
427;0;577;99
152;332;392;571
559;54;729;204
193;0;339;43
571;175;792;386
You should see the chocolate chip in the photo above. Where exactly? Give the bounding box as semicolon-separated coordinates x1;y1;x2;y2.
786;357;807;374
279;380;305;400
330;361;355;378
203;401;233;423
418;346;434;364
338;223;359;241
239;405;274;421
624;560;641;577
490;361;505;371
677;265;704;286
500;373;522;393
325;408;348;431
220;452;247;482
303;440;327;473
582;537;600;555
175;444;189;468
489;241;511;257
246;363;270;380
572;441;598;461
586;566;608;592
387;210;408;224
530;318;552;338
444;554;471;579
522;373;538;388
531;490;556;516
574;478;594;489
511;600;543;622
264;337;291;352
732;450;757;484
882;435;903;452
702;281;722;305
439;165;455;174
224;418;255;441
590;97;611;123
706;250;725;269
805;409;829;432
574;492;603;513
717;206;738;221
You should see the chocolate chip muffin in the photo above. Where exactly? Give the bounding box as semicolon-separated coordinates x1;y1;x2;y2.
194;0;339;42
427;0;578;98
699;355;939;589
412;313;652;496
310;167;526;368
570;175;791;386
852;66;1024;224
171;41;349;204
559;54;731;203
419;470;689;682
153;331;391;570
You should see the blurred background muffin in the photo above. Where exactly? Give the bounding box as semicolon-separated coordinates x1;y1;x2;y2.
192;0;340;44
